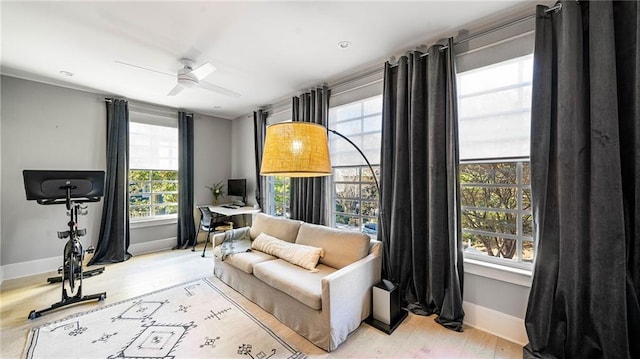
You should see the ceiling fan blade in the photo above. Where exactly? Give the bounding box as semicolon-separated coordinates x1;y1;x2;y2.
114;60;174;78
198;81;241;98
167;83;185;96
189;62;216;81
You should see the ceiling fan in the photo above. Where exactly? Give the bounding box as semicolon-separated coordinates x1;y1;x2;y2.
115;58;241;97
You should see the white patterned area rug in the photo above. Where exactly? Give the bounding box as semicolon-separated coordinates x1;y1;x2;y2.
23;278;306;359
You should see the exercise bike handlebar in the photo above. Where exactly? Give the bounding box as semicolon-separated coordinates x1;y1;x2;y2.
37;197;101;206
36;183;101;210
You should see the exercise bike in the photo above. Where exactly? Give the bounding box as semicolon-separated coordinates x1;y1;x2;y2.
23;170;107;320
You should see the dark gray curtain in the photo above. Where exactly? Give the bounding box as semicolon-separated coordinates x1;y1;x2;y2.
379;39;464;331
176;112;196;249
90;99;132;265
525;1;640;358
289;86;330;225
254;110;267;208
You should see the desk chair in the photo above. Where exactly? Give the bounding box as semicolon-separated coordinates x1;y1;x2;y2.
193;206;233;257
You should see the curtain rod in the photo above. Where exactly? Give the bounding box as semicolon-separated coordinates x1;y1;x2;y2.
331;76;384;98
442;4;561;50
329;67;384;92
105;97;181;118
388;2;563;66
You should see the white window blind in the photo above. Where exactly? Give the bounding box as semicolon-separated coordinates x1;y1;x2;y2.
329;95;382;167
457;54;533;160
129;120;178;170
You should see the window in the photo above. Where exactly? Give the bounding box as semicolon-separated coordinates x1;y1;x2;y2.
457;54;534;269
129;119;179;220
266;175;290;217
129;169;179;218
329;96;382;235
332;166;379;233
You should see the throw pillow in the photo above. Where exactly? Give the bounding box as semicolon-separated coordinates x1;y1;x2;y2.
252;232;324;272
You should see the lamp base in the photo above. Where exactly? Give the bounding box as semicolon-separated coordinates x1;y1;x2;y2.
365;310;408;335
365;279;408;334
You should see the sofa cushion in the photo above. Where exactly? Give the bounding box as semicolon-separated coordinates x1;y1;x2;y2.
296;223;370;269
253;259;336;310
213;246;277;274
249;213;303;243
252;233;324;271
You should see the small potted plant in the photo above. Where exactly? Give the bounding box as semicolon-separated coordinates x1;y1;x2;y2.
206;181;225;204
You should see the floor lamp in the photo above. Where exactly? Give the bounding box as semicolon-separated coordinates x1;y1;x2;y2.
260;122;407;334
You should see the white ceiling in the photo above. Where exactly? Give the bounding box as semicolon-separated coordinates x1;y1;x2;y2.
1;1;536;120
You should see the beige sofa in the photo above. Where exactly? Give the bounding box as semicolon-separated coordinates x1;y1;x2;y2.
211;213;382;351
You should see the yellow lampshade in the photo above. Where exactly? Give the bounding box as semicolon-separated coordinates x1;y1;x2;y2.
260;122;332;177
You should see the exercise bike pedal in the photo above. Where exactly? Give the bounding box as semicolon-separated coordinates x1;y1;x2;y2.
47;266;105;284
57;231;70;239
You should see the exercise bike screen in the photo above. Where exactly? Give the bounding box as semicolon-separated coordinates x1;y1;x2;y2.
23;170;105;201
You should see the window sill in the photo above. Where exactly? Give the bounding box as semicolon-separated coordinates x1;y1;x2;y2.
463;258;532;288
130;216;178;229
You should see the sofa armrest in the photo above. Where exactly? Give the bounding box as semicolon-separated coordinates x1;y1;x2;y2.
212;233;226;247
321;250;381;349
212;226;253;247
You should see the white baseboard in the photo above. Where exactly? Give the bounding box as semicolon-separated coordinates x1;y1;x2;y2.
1;256;62;281
0;237;177;281
128;237;176;255
462;301;528;345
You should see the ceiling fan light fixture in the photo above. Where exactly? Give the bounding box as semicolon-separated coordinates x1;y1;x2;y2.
177;74;198;88
113;58;237;97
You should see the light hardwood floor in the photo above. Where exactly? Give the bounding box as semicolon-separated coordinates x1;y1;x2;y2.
0;246;522;358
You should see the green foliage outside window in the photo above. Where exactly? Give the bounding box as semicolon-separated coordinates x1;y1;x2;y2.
460;161;533;263
333;166;379;233
271;176;290;217
129;169;179;219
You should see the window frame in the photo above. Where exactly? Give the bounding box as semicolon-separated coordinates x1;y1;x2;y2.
266;175;290;217
328;95;382;236
456;52;535;272
459;157;533;271
128;111;179;223
129;169;179;222
331;165;380;235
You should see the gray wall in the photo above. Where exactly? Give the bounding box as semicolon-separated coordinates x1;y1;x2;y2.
231;114;256;207
0;76;232;273
194;113;232;207
1;76;106;266
465;273;530;318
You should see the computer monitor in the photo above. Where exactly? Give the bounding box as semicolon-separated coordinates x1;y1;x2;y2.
227;178;246;205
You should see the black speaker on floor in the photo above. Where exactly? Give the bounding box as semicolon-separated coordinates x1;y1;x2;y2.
365;279;408;334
